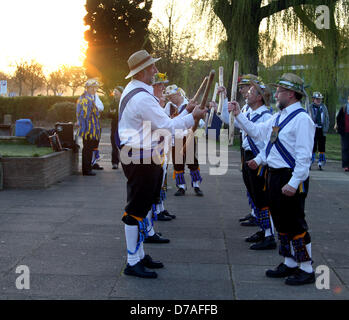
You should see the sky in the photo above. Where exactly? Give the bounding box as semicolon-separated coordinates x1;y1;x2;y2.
0;0;88;75
0;0;304;76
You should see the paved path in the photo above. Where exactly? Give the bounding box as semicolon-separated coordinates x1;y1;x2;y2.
0;130;348;300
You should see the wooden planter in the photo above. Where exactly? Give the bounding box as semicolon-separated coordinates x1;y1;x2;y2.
0;149;79;189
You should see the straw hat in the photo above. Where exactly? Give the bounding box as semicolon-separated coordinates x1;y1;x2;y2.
250;80;272;106
164;84;185;97
85;79;99;87
125;50;161;79
312;91;323;99
153;72;169;85
238;74;260;86
270;73;305;96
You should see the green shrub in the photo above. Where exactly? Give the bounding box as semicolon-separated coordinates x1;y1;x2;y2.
0;95;112;124
47;101;76;123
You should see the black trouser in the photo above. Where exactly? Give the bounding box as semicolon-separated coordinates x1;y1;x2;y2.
341;133;349;168
266;167;309;238
121;160;163;224
82;137;99;174
110;133;120;165
172;136;199;172
242;150;268;210
313;127;326;153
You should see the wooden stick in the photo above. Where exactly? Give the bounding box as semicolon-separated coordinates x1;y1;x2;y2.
228;61;239;146
217;67;224;115
181;70;215;155
192;76;208;102
207;82;218;128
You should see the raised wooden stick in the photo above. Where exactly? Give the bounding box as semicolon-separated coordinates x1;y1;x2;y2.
207;82;219;128
228;61;239;146
216;67;224;115
192;76;208;102
181;70;216;155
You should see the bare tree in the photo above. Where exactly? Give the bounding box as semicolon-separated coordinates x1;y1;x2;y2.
26;60;45;96
48;69;67;96
62;66;87;96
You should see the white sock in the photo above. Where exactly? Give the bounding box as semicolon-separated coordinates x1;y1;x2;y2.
138;242;145;260
160;201;165;212
156;204;161;214
300;243;313;273
193;181;200;188
265;228;272;237
251;208;256;218
178;184;186;190
146;210;155;236
284;257;298;268
270;215;275;235
125;225;140;266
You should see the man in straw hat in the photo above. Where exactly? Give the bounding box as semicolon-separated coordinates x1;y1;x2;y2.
236;74;263;227
308;91;329;170
229;73;316;286
239;81;276;250
150;72;175;222
117;50;205;278
152;72;169;108
76;79;102;176
164;84;205;197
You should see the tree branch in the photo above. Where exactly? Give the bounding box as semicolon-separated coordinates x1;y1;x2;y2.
293;6;326;44
258;0;332;22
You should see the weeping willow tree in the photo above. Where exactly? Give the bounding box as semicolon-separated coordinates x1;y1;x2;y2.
197;0;349;126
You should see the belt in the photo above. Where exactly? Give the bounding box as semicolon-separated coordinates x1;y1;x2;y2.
267;166;293;173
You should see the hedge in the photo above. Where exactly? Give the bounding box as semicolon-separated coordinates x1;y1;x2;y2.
0;95;115;123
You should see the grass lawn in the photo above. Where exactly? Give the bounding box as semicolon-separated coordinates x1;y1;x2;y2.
0;141;53;157
325;133;341;161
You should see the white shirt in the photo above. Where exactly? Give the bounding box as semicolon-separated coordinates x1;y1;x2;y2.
164;98;205;140
241;105;272;153
235;101;315;189
118;80;194;151
95;94;104;111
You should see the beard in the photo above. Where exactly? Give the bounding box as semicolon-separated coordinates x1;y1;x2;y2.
276;100;286;110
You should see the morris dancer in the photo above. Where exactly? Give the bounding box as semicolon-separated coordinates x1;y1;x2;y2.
118;50;205;278
76;79;102;176
229;73;316;286
164;84;205;197
235;74;261;227
308;92;329;170
151;72;176;221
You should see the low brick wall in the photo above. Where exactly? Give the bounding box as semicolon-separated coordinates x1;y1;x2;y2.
1;149;79;189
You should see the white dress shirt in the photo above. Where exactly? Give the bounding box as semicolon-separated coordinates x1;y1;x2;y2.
235;101;315;189
118;80;194;151
241;105;272;153
164;98;205;142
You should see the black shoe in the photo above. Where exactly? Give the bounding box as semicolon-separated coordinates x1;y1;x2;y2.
161;210;176;219
83;171;96;176
266;263;299;278
245;231;264;243
156;212;172;221
174;188;185;196
194;187;203;196
240;217;258;227
239;213;252;222
124;261;157;278
144;233;170;244
92;164;104;170
112;164;118;169
250;235;277;250
140;254;164;269
285;268;315;286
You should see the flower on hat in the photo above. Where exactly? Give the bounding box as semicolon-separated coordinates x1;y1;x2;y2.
153;72;169;85
85;79;99;87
